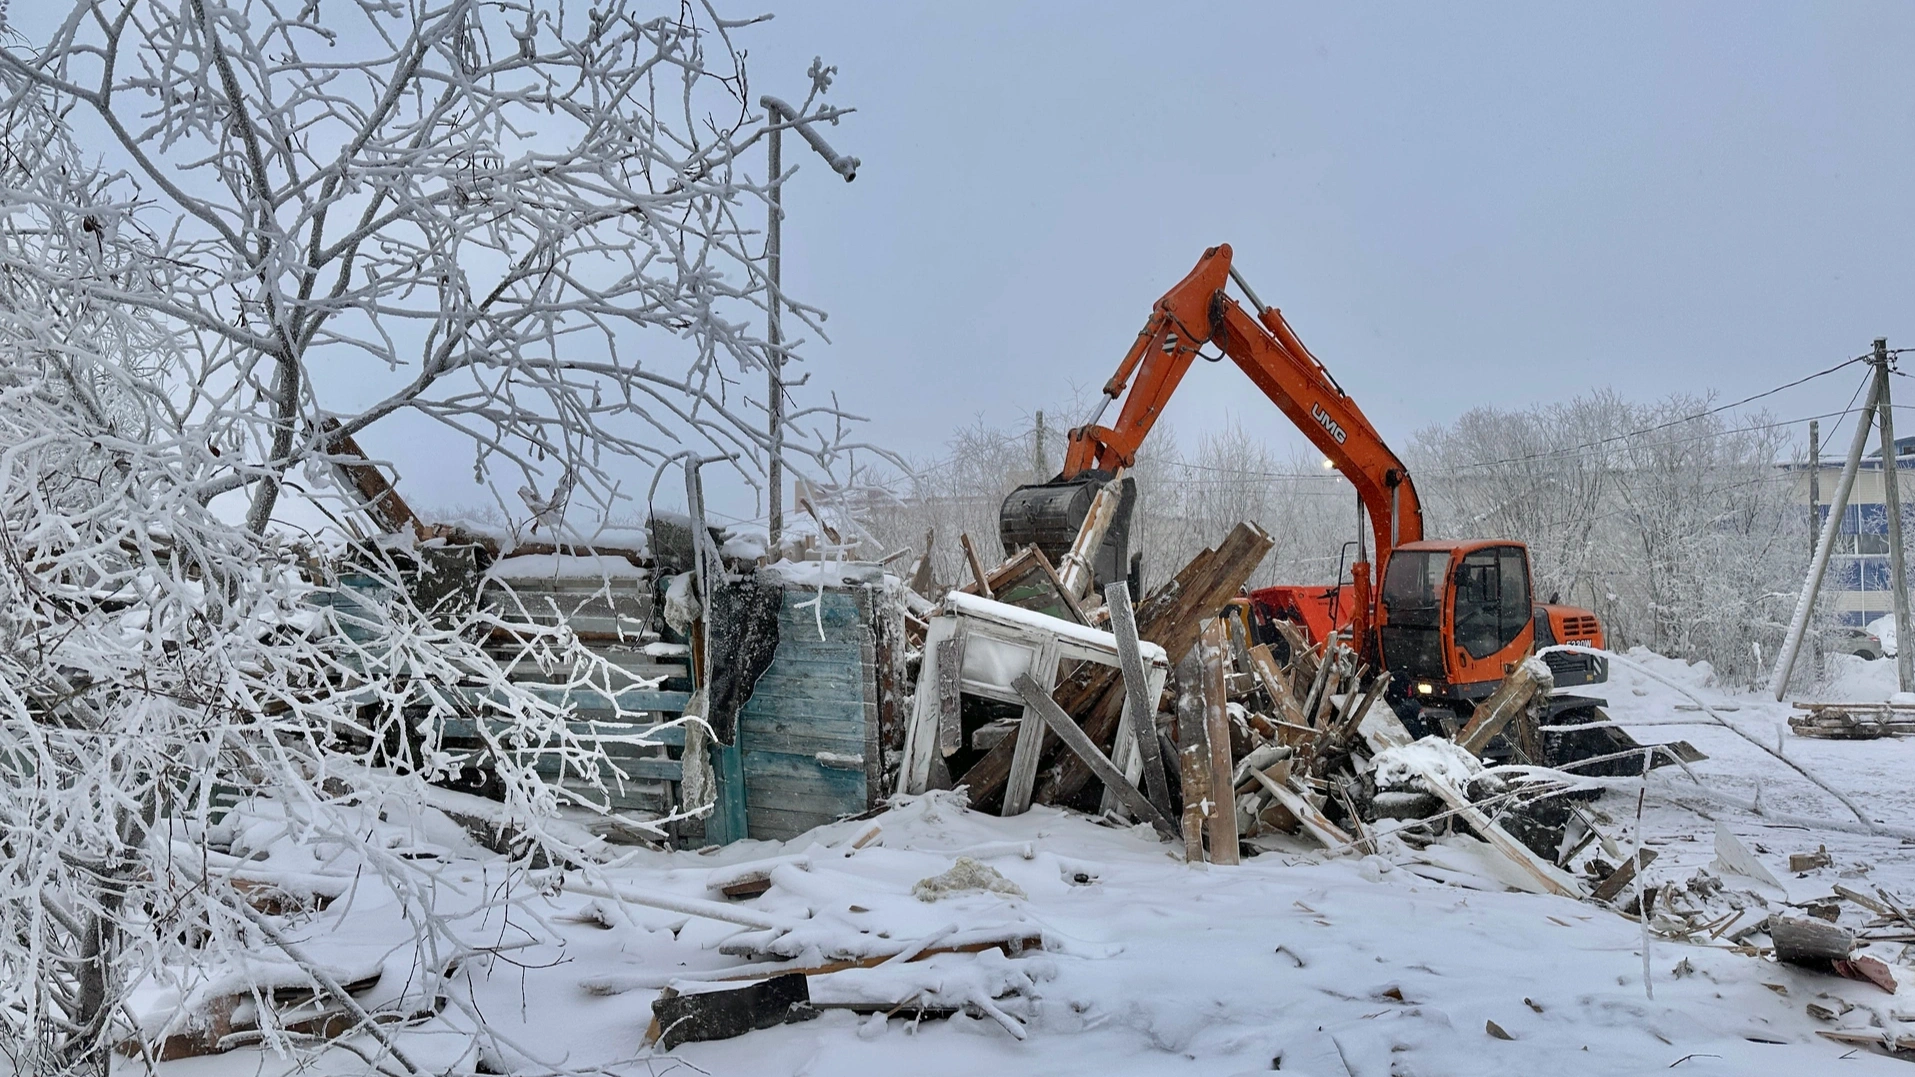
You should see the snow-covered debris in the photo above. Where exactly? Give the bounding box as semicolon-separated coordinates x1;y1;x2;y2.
913;856;1029;902
761;557;887;588
1372;735;1487;792
943;590;1170;666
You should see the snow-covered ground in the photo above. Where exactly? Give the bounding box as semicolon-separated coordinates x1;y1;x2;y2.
141;650;1915;1077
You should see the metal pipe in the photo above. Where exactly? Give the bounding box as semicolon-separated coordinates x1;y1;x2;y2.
758;95;859;550
759;96;859;181
766;125;784;548
1227;265;1267;313
1771;377;1881;699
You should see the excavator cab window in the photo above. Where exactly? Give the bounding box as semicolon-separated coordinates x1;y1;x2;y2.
1452;547;1531;660
1379;550;1450;683
1381;551;1448;626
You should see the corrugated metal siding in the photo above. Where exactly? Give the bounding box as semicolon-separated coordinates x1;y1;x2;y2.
737;590;873;839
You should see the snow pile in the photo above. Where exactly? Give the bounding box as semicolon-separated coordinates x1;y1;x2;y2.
1372;735;1485;791
913;857;1029;902
1822;652;1902;703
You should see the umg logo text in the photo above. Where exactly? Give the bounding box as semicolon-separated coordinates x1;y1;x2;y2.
1311;403;1347;444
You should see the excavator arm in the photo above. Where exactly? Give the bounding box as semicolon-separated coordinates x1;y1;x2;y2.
1060;244;1423;558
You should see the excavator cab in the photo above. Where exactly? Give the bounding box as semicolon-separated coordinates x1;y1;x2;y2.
1377;540;1538;702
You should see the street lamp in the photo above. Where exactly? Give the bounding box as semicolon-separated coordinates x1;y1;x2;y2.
760;94;857;552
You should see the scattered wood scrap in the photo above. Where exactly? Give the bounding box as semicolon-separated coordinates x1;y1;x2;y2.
1789;701;1915;739
649;973;816;1050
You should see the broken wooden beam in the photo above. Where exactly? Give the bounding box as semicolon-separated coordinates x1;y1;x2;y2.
1056;480;1123;599
1043;522;1276;805
1011;674;1178;840
1198;619;1240;865
959;533;994;599
1249;768;1354;850
1106;579;1172;819
1175;644;1213;863
1399;757;1583;898
1590;848;1658;904
1769;915;1856;969
908;527;938;597
1246;643;1309;728
650;973;814;1050
320;417;425;538
1456;657;1554;757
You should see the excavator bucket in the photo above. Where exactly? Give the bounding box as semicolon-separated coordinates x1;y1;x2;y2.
998;474;1138;594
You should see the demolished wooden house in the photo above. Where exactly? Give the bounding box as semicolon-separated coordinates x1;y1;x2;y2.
310;434;1703;890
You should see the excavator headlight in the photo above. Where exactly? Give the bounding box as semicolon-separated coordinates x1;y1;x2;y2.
1416;682;1434;695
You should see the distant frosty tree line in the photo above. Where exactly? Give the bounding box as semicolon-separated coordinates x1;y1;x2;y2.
857;389;1807;689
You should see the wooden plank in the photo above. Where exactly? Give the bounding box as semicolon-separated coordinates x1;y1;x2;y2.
901;616;957;794
1590;848;1657;903
1248;768;1353;850
1175;644;1213;863
1246;643;1308;727
744;804;844;838
451;685;693;714
909;528;937;597
1456;658;1553;756
1012;674;1178;840
970;522;1272;808
736;699;869;728
737;749;868;790
1000;639;1059;816
1199;620;1240;865
437;716;688;747
1105;580;1172;820
959;533;995;598
1057;482;1121;599
936;635;965;757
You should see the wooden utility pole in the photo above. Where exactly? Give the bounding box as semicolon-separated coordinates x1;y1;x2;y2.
1808;418;1821;563
1874;339;1914;693
1034;410;1048;476
1772;366;1881;699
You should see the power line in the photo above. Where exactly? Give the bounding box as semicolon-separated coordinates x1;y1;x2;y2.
1439;357;1869;473
900;354;1870;483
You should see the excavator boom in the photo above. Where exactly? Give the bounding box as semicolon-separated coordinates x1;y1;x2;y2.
1055;245;1422;558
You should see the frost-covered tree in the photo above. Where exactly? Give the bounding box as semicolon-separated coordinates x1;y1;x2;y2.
0;3;856;1071
2;0;858;533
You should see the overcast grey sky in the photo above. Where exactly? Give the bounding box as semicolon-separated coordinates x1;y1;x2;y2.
16;2;1915;523
737;1;1915;474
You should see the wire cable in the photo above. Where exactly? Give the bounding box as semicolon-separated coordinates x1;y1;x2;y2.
1441;356;1869;473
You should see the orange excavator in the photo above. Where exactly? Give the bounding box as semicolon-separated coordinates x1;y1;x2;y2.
999;244;1608;732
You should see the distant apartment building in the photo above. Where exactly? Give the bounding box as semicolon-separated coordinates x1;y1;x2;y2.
1802;434;1915;626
